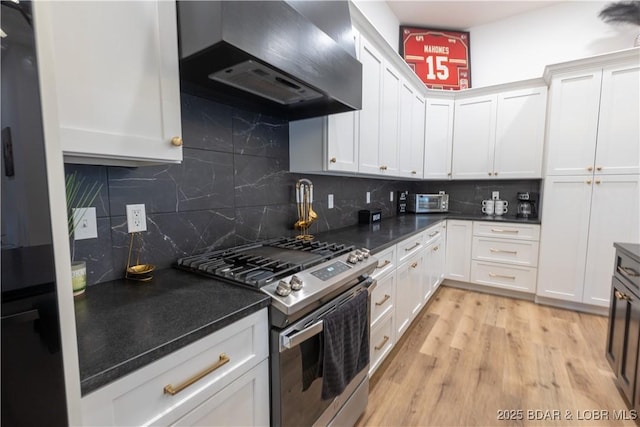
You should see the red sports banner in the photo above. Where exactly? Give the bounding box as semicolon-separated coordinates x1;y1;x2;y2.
400;26;471;90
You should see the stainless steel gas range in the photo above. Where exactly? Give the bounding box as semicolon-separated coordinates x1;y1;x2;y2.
177;237;378;427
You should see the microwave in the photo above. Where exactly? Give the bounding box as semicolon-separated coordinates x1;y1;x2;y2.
407;193;449;213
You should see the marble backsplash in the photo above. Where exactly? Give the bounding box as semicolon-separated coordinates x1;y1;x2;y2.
68;93;541;286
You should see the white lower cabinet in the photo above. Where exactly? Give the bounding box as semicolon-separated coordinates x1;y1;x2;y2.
369;313;394;376
395;250;424;339
81;309;269;426
424;223;446;302
445;220;472;281
369;245;397;376
470;222;540;294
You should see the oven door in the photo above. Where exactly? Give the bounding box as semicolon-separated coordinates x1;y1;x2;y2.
270;277;375;427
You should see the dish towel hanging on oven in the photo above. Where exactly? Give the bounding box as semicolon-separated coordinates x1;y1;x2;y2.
320;290;369;400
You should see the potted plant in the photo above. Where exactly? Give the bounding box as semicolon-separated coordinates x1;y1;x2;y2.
65;171;102;296
599;1;640;46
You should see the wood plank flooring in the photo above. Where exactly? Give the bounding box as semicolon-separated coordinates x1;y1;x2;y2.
356;286;636;427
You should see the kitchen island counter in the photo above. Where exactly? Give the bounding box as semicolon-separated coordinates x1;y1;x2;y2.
74;268;270;395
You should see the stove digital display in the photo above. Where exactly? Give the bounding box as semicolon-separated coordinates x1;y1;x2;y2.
310;261;351;281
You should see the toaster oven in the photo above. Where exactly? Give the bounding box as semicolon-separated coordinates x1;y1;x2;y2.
407;193;449;213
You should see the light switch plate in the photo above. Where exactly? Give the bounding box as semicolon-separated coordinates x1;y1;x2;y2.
492;191;500;200
328;194;334;209
366;192;371;204
73;207;98;240
126;204;147;233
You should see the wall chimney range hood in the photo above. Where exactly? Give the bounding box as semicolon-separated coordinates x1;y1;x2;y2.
177;1;363;121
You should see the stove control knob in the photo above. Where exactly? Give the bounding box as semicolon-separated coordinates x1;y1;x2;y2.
355;250;364;262
361;248;370;259
290;275;303;291
347;253;358;264
276;280;292;297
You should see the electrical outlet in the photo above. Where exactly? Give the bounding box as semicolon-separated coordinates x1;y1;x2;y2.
390;191;394;202
492;191;500;200
366;192;371;204
72;207;97;240
328;194;334;209
126;204;147;233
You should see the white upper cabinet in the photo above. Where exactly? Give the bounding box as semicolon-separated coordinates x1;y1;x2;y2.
452;84;547;180
595;63;640;175
452;95;497;179
377;64;401;176
358;37;385;175
35;1;183;166
493;87;547;179
424;97;454;180
545;60;640;176
398;82;425;178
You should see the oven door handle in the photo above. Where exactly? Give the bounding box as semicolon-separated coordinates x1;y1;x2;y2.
280;320;323;352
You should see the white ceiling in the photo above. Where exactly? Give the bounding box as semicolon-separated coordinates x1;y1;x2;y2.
386;1;563;30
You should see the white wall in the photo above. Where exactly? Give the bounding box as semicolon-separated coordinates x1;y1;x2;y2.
354;1;639;88
464;1;638;87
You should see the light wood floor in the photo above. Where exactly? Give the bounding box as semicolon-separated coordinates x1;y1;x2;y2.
356;286;636;427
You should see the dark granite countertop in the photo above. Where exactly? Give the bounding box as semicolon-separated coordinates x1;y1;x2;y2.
74;268;270;395
314;213;540;254
614;243;640;263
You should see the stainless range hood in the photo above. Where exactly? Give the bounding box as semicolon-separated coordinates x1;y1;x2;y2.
177;1;363;121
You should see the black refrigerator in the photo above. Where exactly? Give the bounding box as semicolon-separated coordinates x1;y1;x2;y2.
1;2;69;425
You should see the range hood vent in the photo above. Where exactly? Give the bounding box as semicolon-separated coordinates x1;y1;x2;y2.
177;1;362;121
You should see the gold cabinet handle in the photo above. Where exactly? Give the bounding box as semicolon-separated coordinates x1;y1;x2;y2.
586;179;592;184
447;172;452;176
330;157;337;163
376;259;391;269
595;179;601;184
489;272;516;280
587;165;593;172
164;353;230;396
411;170;417;175
615;290;631;301
380;165;388;171
411;262;418;269
490;228;519;234
494;171;498;176
618;265;640;277
490;248;518;254
171;136;183;147
433;245;440;252
597;166;603;171
405;243;421;252
428;231;439;237
375;335;389;351
375;294;391;306
488;172;493;176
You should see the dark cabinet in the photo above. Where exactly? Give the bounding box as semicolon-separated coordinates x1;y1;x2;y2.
607;243;640;410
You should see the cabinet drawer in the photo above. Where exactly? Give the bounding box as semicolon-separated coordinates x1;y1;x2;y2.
372;245;396;279
473;222;540;241
371;272;395;327
397;232;424;265
616;250;640;291
82;309;268;426
472;237;539;267
470;261;537;293
369;313;394;376
424;223;445;246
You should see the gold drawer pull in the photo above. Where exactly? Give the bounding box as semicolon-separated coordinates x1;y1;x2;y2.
586;179;592;185
428;231;439;237
164;353;230;396
375;294;391;306
375;335;389;351
490;228;519;234
376;260;391;269
330;157;337;163
615;290;631;301
489;273;516;280
597;166;603;171
587;165;594;172
405;243;421;252
489;248;518;254
380;165;388;171
618;266;640;277
433;245;440;252
171;136;183;147
411;262;418;269
411;170;417;175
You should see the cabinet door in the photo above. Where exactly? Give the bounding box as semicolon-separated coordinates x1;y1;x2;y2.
583;175;640;307
595;63;640;175
358;37;384;175
452;95;497;179
378;63;401;176
493;86;547;179
395;253;424;339
37;1;182;166
326;112;359;172
445;220;472;282
424;98;454;180
397;88;425;178
537;176;593;303
545;70;602;176
173;360;270;427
